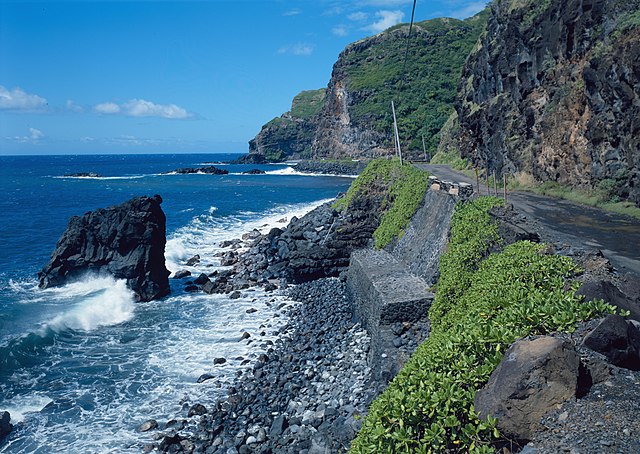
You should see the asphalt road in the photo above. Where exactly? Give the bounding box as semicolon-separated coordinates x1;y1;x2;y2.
416;164;640;275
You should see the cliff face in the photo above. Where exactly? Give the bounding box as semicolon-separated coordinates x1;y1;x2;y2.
248;89;325;162
456;0;640;205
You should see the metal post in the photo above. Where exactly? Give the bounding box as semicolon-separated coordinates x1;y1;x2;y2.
391;100;403;165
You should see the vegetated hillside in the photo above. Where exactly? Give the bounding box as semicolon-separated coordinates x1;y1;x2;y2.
246;11;488;162
452;0;640;207
248;89;325;162
312;11;487;160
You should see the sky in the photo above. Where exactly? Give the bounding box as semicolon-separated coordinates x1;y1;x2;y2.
0;0;489;155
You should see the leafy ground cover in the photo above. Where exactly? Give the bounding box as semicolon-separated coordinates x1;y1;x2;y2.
350;197;618;453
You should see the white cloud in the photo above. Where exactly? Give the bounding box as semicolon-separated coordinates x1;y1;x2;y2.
94;102;121;114
122;99;189;119
66;99;84;113
93;99;190;119
348;12;369;21
8;127;45;143
278;43;315;56
447;1;488;19
332;26;349;37
364;10;404;33
29;127;44;140
0;86;47;111
283;8;302;16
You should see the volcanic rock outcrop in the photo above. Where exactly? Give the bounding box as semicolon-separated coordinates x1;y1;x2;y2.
38;195;170;301
454;0;640;205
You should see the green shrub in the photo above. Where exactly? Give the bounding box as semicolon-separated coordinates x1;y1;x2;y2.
334;158;429;248
350;197;617;453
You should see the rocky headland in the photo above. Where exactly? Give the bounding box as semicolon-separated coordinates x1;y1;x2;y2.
38;194;170;302
293;160;366;176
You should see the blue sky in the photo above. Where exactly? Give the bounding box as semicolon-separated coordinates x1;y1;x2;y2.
0;0;488;155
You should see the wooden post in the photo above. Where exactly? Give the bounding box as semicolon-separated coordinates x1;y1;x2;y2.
503;174;507;204
485;166;489;196
422;135;427;162
391;100;403;165
475;168;480;195
493;171;498;196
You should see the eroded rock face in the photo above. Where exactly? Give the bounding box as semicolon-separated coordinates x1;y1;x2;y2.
474;336;580;442
38;195;170;302
456;0;640;206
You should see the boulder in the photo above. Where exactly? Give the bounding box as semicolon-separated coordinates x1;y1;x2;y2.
187;403;207;417
137;419;158;432
582;315;640;370
38;195;170;302
475;337;580;442
185;254;200;266
173;270;191;279
243;169;266;175
193;273;210;285
0;412;12;443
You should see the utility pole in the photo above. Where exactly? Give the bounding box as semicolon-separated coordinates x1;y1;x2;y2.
422;135;427;162
391;100;403;165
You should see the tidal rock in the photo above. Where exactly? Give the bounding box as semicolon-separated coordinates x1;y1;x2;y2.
184;285;199;293
243;169;266;175
167;166;228;175
187;404;207;417
193;273;210;285
38;195;170;302
185;254;200;266
214;357;226;365
475;337;580;442
0;412;12;443
137;419;158;432
64;172;101;178
582;315;640;370
229;291;242;299
173;270;191;279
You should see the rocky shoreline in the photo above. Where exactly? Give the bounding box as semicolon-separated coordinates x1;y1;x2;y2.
144;278;377;454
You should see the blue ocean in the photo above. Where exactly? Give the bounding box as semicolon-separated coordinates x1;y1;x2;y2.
0;153;353;453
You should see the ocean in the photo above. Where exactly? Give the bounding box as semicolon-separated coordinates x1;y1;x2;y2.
0;153;353;453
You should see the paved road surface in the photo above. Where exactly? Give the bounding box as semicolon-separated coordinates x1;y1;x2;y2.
416;164;640;276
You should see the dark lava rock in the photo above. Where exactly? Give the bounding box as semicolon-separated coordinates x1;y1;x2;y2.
269;415;288;437
38;195;170;302
158;433;182;451
240;332;251;340
63;172;101;178
0;412;12;443
137;419;158;432
187;404;207;417
229;291;241;299
193;273;210;285
246;308;257;314
475;336;580;442
294;159;366;176
201;281;215;294
243;169;266;175
582;315;640;370
185;254;200;266
213;357;226;365
263;282;277;292
184;285;199;293
167;166;228;175
173;270;191;279
197;373;215;383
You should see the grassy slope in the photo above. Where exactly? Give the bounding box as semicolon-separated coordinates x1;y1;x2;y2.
334;158;429;249
342;11;488;155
